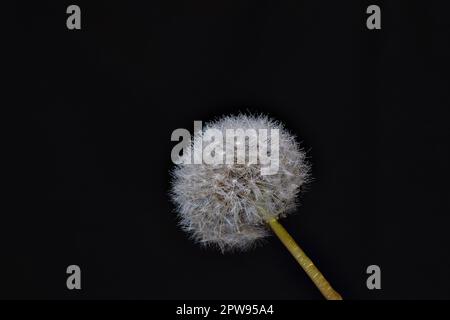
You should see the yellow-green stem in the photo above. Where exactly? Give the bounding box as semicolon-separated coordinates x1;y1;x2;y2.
266;218;342;300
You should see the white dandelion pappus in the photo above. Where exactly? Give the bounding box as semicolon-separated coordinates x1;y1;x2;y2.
170;114;310;252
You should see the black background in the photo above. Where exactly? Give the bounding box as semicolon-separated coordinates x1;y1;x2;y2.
7;1;449;299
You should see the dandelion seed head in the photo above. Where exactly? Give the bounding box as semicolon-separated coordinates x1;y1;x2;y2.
170;113;310;252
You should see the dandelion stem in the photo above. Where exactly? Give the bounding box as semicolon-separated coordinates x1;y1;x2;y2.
266;218;343;300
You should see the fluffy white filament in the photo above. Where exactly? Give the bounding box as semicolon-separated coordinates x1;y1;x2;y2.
170;114;310;252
